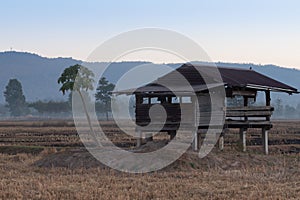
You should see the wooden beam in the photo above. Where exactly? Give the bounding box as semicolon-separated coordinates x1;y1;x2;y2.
232;90;257;97
244;97;248;121
265;91;271;106
225;120;272;129
265;91;271;121
244;97;248;107
169;130;176;140
145;133;153;142
197;131;201;150
226;110;273;117
226;106;274;111
135;95;143;104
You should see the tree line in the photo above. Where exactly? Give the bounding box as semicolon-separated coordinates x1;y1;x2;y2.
273;98;300;119
2;64;115;120
2;64;300;119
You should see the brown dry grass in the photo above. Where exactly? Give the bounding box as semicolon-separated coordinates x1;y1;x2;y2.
0;152;299;199
0;120;299;199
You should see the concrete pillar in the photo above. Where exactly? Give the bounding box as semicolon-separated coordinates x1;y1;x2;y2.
193;129;198;151
192;94;199;152
262;128;269;155
239;128;247;152
136;130;142;147
218;135;224;151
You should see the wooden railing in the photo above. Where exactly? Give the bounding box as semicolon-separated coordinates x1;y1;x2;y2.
226;106;274;118
225;106;274;129
135;105;274;130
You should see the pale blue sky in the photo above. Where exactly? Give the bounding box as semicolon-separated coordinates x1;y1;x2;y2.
1;0;300;68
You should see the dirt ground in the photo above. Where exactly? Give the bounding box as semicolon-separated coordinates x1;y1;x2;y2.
0;120;299;199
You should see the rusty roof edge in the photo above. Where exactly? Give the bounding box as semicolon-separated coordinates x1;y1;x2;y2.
112;88;137;95
112;83;225;95
246;84;299;94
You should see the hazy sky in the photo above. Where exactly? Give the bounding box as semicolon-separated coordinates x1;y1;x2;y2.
1;0;300;68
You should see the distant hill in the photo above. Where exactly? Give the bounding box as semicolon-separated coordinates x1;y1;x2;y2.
0;51;150;103
0;51;299;106
0;51;80;103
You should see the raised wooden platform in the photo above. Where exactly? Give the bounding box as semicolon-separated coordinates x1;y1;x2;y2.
135;106;273;154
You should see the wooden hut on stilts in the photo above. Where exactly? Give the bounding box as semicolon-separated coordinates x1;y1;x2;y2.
115;64;298;154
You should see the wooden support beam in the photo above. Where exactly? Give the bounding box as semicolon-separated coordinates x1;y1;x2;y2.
232;90;257;97
226;106;274;111
169;130;176;140
265;91;271;121
265;91;271;106
244;97;248;107
239;128;247;152
145;133;153;142
135;95;142;104
244;97;248;121
197;131;201;150
136;130;142;147
262;128;269;155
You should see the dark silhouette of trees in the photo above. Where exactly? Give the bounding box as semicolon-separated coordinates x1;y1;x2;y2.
29;100;70;114
274;98;284;117
285;104;297;117
95;77;115;120
4;79;29;116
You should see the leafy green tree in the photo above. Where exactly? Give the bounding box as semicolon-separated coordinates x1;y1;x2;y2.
95;77;115;120
58;64;95;131
4;79;29;116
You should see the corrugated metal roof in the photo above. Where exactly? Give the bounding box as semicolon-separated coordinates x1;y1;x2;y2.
216;66;298;92
114;64;298;95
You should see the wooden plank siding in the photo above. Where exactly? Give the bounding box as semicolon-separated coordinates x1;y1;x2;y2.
135;97;273;131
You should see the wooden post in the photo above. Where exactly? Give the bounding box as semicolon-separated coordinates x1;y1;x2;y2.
265;91;271;121
136;130;142;147
239;128;247;152
265;91;271;106
145;133;153;142
243;96;248;107
244;96;248;121
169;130;176;140
136;95;142;104
262;128;269;155
197;131;201;150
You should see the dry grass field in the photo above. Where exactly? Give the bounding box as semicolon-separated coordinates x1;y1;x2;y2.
0;120;299;199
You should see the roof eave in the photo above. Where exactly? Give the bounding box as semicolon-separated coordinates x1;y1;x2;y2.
246;84;299;94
